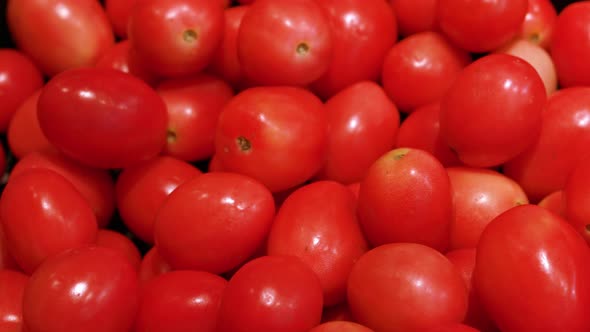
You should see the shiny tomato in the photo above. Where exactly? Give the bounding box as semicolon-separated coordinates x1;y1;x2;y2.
104;0;141;39
95;40;159;87
357;148;453;251
22;246;139;332
138;247;172;285
95;230;141;271
519;0;557;49
563;156;590;244
215;86;327;193
237;0;333;86
0;269;28;331
347;243;468;331
537;190;565;217
0;50;43;133
157;74;234;162
37;67;168;169
7;0;114;76
154;172;275;274
502;87;590;202
310;0;397;99
11;150;116;228
267;181;369;307
474;205;590;331
436;0;528;53
134;271;227;332
0;169;98;273
316;81;400;184
310;321;374;332
439;54;546;167
115;156;202;244
216;255;324;332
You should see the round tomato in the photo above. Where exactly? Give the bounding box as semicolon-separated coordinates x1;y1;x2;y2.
0;269;29;331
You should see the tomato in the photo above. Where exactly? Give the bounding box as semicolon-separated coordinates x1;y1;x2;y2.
396;103;462;167
0;49;43;133
389;0;437;37
95;230;141;271
447;167;528;250
157;74;234;162
95;40;159;87
37;67;168;169
215;86;327;193
216;255;324;332
6;89;54;159
0;269;28;331
436;0;528;53
0;169;98;273
347;243;468;332
315;81;400;184
550;2;590;88
502;87;590;202
267;181;369;307
439;54;546;168
128;0;224;78
519;0;557;49
563;156;590;245
116;156;202;244
11;150;116;228
474;205;590;331
104;0;141;39
310;0;397;99
537;190;565;217
138;247;172;285
7;0;114;76
310;321;375;332
357;148;453;252
237;0;332;86
154;172;275;274
134;270;227;332
0;227;19;271
421;324;482;332
22;246;139;332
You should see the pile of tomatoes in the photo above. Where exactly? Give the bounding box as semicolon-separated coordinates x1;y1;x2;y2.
0;0;589;331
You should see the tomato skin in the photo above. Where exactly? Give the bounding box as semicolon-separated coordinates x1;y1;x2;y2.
538;190;565;217
22;246;139;332
382;31;471;112
474;205;590;332
37;67;168;169
519;0;557;49
138;247;172;285
134;271;227;332
267;181;369;307
564;156;590;244
316;81;400;184
215;86;327;193
95;40;160;87
95;230;141;271
389;0;437;37
347;243;468;332
0;169;98;274
310;0;397;99
116;156;202;244
0;227;19;271
7;0;114;76
439;54;545;168
0;269;29;331
128;0;224;78
237;0;333;86
216;255;324;332
436;0;528;53
310;321;375;332
357;148;452;252
104;0;141;39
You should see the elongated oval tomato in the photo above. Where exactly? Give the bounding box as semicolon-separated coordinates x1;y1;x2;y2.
37;68;168;169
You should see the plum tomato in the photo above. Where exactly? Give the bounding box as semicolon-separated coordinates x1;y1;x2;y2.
0;269;28;331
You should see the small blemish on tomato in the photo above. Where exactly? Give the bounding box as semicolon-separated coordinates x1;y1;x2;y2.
296;42;310;55
166;129;177;144
183;29;198;43
236;136;252;153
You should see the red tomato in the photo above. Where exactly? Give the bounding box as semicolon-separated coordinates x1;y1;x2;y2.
95;40;159;87
382;31;471;112
357;148;453;251
538;190;565;217
550;2;590;88
37;67;168;169
316;81;400;184
447;167;528;250
436;0;527;53
215;86;327;193
310;321;375;332
0;269;28;331
564;156;590;244
347;182;360;201
22;246;139;332
0;169;98;273
347;243;468;331
519;0;557;49
439;54;546;167
216;255;324;332
104;0;141;39
6;89;54;159
474;205;590;331
134;270;227;332
237;0;333;86
138;247;172;285
267;181;369;307
128;0;224;78
0;50;43;133
208;154;224;173
95;230;141;271
396;103;462;167
115;156;202;244
157;74;234;162
11;150;116;228
154;172;275;274
7;0;114;76
0;227;19;271
389;0;437;36
502;87;590;202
